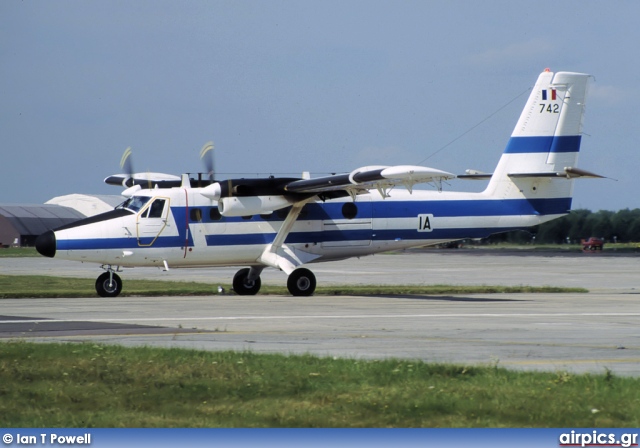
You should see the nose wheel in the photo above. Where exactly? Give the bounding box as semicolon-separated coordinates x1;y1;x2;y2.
96;272;123;298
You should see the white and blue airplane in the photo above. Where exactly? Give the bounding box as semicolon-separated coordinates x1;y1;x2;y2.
36;69;601;297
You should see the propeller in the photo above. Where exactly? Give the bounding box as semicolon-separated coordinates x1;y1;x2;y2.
105;143;210;190
199;141;215;182
119;146;135;187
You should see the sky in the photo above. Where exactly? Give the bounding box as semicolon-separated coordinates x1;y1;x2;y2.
1;0;638;211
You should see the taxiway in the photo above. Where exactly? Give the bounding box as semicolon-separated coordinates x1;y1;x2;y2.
2;250;640;376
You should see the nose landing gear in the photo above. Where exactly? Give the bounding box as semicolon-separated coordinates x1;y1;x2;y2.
95;269;123;298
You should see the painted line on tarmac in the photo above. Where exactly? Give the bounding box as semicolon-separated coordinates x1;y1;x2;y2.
2;311;640;324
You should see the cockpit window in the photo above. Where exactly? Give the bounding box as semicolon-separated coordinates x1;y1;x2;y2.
146;199;166;218
118;196;151;213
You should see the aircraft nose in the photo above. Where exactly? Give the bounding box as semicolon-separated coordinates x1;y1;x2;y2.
36;230;57;258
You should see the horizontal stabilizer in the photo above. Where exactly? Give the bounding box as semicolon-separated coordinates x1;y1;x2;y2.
459;167;605;180
508;166;605;179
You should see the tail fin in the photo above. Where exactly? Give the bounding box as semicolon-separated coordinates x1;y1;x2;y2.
485;69;590;216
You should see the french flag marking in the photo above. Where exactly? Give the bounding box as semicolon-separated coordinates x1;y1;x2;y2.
542;89;557;101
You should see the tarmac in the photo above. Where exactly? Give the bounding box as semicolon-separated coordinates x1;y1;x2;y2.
2;249;640;376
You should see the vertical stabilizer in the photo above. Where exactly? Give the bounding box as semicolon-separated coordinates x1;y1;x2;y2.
485;69;590;216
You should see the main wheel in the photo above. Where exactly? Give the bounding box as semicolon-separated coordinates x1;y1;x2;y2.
95;272;123;298
287;268;316;297
232;268;262;295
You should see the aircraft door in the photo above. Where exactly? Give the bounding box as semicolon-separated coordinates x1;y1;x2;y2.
137;197;169;246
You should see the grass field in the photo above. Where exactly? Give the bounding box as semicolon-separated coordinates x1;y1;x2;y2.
0;274;587;298
0;247;39;257
1;341;638;428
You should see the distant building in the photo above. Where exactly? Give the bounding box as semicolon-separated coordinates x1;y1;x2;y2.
0;194;122;247
0;204;85;247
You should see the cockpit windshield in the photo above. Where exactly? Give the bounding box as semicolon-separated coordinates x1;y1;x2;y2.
118;196;151;213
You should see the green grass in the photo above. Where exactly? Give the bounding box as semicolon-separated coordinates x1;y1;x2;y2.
0;275;587;298
0;275;218;298
0;247;38;257
0;341;637;427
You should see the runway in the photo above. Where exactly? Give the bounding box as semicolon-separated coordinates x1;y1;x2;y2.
2;250;640;376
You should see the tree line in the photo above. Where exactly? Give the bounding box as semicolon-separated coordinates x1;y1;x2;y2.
486;209;640;244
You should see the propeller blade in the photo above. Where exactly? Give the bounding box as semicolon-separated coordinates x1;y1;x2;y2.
199;141;215;181
120;146;134;187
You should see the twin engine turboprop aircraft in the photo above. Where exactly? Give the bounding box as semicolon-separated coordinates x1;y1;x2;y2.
36;69;602;297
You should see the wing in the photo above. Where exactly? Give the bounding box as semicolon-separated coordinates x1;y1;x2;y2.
284;165;456;197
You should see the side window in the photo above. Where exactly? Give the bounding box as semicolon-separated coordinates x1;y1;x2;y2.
190;208;202;222
147;199;166;218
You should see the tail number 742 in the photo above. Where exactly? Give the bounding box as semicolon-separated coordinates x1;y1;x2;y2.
417;214;434;232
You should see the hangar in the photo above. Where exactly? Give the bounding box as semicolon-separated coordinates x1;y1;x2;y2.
0;204;85;247
0;194;122;248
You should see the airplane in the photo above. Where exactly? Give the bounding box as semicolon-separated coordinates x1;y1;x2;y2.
36;69;602;298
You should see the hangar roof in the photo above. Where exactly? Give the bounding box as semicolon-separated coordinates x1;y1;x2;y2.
0;204;85;236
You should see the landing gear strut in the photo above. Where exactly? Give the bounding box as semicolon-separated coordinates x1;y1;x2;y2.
287;268;316;297
95;271;122;298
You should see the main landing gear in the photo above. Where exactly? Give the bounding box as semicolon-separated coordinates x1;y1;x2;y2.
232;267;316;297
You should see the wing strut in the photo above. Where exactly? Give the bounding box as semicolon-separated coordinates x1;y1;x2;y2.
256;199;319;274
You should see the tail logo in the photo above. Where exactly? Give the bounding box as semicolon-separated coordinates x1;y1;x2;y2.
541;89;557;101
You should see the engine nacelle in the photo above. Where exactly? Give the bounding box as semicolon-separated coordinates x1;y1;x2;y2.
218;195;293;217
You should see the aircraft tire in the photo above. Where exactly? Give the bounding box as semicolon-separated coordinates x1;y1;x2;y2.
287;268;316;297
232;268;262;295
95;272;123;298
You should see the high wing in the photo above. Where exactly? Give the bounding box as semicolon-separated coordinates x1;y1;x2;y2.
284;165;456;198
107;164;456;201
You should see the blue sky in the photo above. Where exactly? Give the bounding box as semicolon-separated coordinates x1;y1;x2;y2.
1;1;638;211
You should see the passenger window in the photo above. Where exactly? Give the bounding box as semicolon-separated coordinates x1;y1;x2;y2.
342;202;358;220
190;208;202;222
